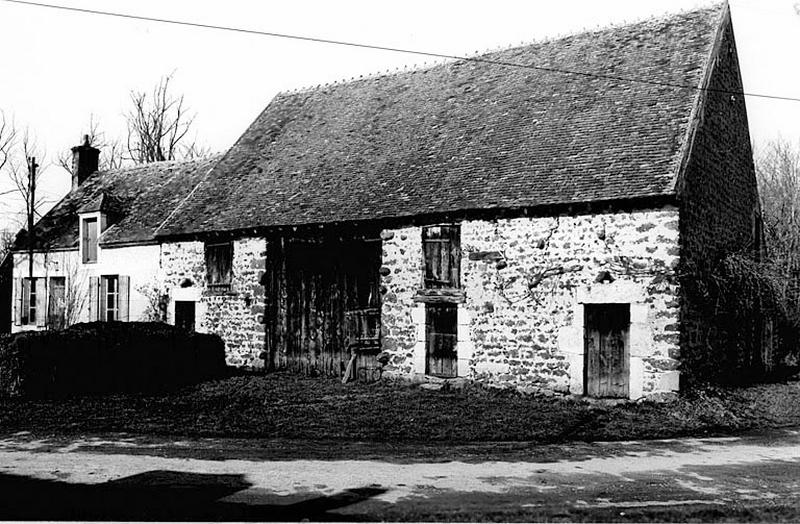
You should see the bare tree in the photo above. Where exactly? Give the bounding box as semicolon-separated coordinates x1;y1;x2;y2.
62;256;87;327
0;119;53;278
755;138;800;320
57;114;125;173
0;111;16;179
0;229;14;261
125;74;204;164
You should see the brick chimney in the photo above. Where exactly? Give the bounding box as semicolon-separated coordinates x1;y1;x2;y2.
71;135;100;190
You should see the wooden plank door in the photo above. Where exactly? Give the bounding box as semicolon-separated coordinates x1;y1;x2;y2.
584;304;630;398
268;235;382;377
426;304;458;377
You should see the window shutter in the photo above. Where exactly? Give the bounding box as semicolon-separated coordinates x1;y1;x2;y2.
88;277;99;321
13;278;22;326
118;275;130;321
99;277;108;321
35;279;46;327
422;225;461;289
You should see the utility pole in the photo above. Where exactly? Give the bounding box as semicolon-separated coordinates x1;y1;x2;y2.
27;156;36;279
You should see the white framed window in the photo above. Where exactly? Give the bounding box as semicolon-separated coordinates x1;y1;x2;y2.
21;277;38;325
89;275;129;322
102;275;119;321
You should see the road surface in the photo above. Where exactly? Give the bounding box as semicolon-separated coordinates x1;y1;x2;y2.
0;429;798;521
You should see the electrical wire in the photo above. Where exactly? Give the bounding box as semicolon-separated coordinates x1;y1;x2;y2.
1;0;800;103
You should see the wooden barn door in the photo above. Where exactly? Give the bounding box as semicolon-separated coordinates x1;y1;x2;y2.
264;234;381;377
584;304;630;398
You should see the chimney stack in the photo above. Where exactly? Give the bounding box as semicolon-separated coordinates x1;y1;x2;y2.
71;135;100;190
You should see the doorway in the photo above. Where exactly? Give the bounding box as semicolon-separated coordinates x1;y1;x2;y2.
175;301;196;331
584;303;630;398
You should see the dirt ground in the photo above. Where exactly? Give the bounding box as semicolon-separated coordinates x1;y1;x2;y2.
3;373;800;444
0;428;798;521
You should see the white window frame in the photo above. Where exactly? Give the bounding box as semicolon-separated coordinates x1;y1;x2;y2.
22;277;38;326
102;275;119;322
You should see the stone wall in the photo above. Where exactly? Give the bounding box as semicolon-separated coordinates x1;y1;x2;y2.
160;238;267;367
678;13;762;381
380;206;681;398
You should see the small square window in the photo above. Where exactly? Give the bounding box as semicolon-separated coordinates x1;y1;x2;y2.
205;241;233;289
422;225;461;289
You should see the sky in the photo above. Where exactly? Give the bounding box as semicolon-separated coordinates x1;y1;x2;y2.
0;0;798;233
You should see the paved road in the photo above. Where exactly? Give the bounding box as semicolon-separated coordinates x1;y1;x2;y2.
0;430;798;521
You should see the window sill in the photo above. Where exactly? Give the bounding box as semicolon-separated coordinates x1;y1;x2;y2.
413;288;466;304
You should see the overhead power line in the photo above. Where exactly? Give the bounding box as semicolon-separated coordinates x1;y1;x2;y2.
3;0;800;103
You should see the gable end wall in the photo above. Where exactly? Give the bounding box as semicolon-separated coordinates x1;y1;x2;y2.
678;12;762;381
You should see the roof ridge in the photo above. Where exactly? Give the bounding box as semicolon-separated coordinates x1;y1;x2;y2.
279;2;725;98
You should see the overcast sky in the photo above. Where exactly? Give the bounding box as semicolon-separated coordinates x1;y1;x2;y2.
0;0;799;233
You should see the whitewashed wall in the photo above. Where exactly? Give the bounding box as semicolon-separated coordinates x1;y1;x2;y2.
10;243;161;332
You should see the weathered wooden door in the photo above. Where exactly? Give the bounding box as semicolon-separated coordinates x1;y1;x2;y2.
47;277;66;330
264;234;381;377
584;304;630;398
426;304;458;377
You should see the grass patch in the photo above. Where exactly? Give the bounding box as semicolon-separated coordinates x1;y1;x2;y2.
1;372;799;442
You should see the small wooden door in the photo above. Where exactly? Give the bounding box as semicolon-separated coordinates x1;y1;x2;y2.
426;304;458;377
48;277;66;330
175;301;196;331
584;304;630;398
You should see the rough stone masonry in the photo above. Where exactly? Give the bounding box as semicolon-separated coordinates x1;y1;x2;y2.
380;206;681;399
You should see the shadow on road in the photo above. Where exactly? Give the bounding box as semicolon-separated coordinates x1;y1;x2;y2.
0;470;387;521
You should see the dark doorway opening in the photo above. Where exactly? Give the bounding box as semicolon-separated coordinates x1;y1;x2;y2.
584;303;630;398
175;301;196;332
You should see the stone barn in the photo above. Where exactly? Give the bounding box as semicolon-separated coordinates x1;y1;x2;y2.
152;4;758;398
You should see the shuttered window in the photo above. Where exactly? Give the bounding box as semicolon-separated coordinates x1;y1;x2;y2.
205;241;233;289
102;275;119;321
93;275;129;322
21;278;37;325
422;225;460;289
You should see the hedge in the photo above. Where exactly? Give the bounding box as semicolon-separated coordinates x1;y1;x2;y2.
0;322;226;398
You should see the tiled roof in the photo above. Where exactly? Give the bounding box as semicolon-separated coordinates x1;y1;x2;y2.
161;4;725;235
15;157;217;251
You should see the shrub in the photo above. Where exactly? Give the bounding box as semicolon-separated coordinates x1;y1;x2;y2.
681;253;800;386
0;322;226;398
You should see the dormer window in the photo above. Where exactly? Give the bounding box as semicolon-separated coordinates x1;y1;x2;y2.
82;216;98;264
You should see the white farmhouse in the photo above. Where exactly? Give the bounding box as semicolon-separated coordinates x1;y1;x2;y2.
8;137;215;331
